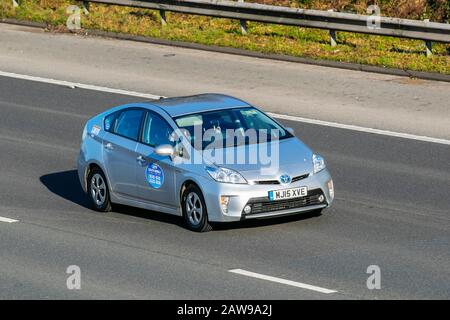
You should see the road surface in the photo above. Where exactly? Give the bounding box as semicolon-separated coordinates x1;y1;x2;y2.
0;76;449;299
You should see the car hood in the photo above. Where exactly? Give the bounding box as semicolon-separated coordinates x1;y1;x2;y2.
202;137;314;182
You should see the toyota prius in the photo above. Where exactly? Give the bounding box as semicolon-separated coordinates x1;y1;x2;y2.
77;94;334;232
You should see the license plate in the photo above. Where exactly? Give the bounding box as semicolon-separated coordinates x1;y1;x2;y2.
268;187;308;201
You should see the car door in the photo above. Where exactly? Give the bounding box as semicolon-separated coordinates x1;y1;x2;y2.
135;111;177;208
102;108;144;198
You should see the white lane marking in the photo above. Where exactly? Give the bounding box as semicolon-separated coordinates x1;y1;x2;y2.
1;70;449;146
0;70;164;100
229;269;337;294
0;216;19;223
269;112;450;146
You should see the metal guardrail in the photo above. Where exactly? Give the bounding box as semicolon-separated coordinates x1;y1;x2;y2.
83;0;450;56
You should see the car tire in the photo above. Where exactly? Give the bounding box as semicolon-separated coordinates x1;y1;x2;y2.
87;167;112;212
181;184;212;232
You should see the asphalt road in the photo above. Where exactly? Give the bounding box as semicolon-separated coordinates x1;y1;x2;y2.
0;76;449;299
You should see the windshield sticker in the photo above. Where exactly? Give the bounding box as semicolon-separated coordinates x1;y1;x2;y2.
91;125;101;136
240;109;258;116
104;118;111;131
175;115;203;127
146;163;164;189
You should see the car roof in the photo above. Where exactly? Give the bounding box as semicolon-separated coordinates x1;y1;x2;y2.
146;94;251;117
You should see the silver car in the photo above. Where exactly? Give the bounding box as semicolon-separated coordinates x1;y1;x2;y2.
77;94;334;232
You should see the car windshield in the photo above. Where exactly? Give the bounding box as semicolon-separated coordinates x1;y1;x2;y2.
173;107;293;150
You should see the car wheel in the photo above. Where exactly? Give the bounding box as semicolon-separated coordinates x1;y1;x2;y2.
182;185;212;232
87;167;112;212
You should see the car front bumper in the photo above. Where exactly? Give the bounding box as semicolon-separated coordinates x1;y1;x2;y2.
200;168;334;222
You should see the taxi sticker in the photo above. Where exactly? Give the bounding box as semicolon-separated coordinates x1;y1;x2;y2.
146;163;164;189
91;125;101;136
104;118;111;131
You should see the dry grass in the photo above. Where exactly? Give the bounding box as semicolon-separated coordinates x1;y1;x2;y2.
1;0;449;74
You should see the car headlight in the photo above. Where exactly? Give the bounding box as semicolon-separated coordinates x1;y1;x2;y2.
205;166;247;184
313;154;326;174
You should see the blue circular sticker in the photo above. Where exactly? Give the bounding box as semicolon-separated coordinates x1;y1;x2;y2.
146;163;164;189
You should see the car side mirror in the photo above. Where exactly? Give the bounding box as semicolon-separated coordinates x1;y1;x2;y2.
286;127;294;134
154;144;175;157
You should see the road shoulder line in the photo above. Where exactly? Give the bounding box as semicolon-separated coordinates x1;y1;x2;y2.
0;70;163;100
1;70;449;146
269;113;450;146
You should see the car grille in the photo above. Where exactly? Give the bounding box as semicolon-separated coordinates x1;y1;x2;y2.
252;173;309;185
243;189;324;215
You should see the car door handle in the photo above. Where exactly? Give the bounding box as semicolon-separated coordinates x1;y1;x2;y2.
136;155;147;165
105;143;114;151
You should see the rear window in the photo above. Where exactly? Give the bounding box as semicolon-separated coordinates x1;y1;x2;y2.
112;109;144;141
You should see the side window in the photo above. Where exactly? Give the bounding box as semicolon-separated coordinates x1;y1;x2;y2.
114;109;144;141
104;112;118;132
142;112;174;147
